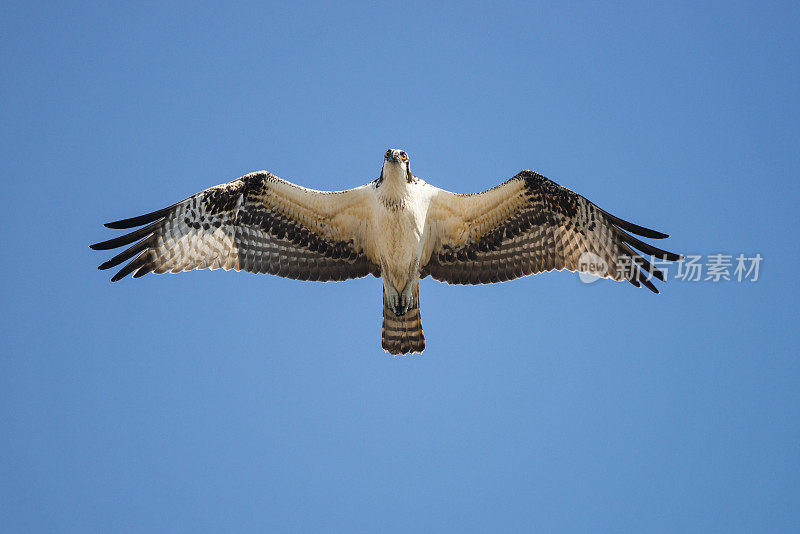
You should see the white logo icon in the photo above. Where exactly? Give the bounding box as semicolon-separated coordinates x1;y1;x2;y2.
577;252;608;284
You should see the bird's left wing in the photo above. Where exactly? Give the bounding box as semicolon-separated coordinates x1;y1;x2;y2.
422;170;681;293
91;171;380;282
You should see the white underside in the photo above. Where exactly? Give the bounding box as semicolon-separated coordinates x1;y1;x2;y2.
370;162;436;305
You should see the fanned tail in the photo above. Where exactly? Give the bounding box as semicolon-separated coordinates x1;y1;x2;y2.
381;281;425;355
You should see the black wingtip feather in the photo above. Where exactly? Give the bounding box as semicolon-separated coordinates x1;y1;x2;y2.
110;267;132;282
617;228;682;261
97;237;152;270
601;209;670;239
132;263;155;278
108;250;151;282
103;205;175;229
639;274;660;294
90;220;162;251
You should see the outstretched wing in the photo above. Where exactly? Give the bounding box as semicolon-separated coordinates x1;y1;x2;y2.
91;171;380;282
422;170;681;293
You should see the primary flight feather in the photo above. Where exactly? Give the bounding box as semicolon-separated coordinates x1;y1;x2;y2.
91;149;681;354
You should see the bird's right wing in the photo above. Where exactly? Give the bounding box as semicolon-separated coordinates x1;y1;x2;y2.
90;171;381;282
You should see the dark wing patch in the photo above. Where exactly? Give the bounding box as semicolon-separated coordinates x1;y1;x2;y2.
423;170;681;293
91;172;380;282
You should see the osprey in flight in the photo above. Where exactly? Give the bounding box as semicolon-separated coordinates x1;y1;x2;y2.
91;149;681;354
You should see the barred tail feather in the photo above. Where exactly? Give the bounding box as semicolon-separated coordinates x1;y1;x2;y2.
381;282;425;355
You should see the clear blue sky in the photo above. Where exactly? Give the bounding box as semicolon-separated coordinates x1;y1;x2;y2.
2;1;799;532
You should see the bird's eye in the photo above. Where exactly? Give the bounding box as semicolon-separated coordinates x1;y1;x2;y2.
401;153;408;161
385;150;391;159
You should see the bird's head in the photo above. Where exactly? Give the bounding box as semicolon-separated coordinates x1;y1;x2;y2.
382;148;412;183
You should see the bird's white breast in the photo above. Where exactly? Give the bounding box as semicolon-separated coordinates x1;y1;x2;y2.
369;178;434;293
